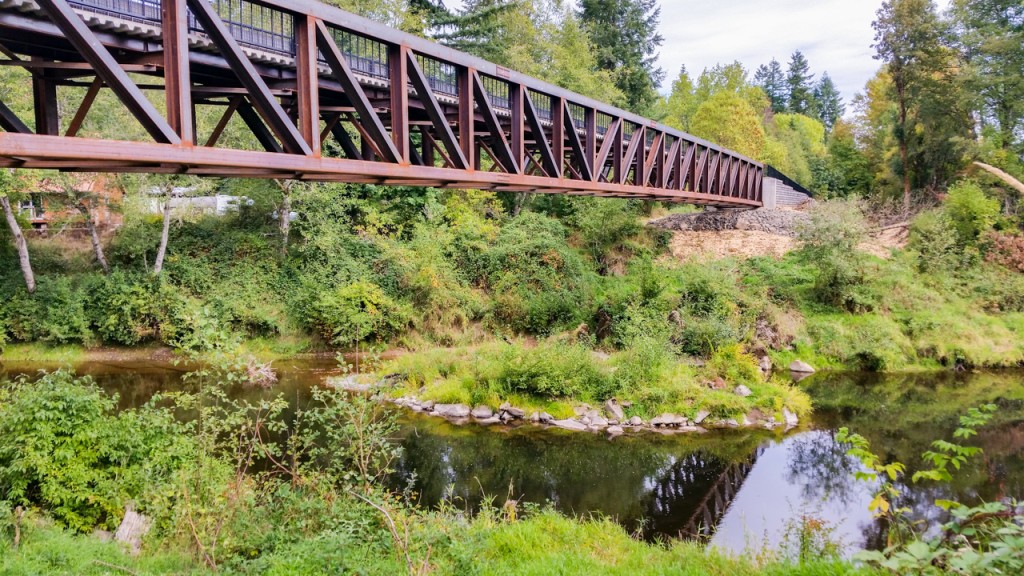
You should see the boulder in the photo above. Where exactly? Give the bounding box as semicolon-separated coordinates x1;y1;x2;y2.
734;385;753;397
759;356;773;373
503;406;526;418
783;407;799;428
433;404;471;418
538;412;555;424
692;409;711;424
476;416;502;426
552;419;588;432
471;405;494;419
420;400;435;411
607;425;624;436
627;416;643;426
529;412;540;423
604;400;625;421
789;360;815;373
723;418;740;428
589;414;609;428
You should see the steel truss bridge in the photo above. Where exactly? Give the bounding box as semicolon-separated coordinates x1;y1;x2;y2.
0;0;764;206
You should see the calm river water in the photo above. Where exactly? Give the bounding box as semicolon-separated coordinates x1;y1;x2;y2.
2;358;1022;556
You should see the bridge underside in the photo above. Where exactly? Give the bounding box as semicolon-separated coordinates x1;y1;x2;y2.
0;0;763;206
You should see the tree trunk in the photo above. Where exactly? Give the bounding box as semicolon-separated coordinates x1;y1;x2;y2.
512;192;528;217
276;180;292;259
77;201;109;274
1;195;35;293
153;189;173;275
897;86;911;214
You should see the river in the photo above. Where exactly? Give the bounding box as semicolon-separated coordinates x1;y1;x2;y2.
2;358;1022;556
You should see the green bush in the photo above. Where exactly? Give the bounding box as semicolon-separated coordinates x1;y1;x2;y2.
155;287;231;351
0;371;191;532
309;281;410;346
33;277;92;344
944;180;1000;247
87;271;159;346
496;343;613;399
908;209;960;273
483;212;593;335
797;200;874;311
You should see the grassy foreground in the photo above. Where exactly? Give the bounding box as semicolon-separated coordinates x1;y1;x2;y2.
3;510;872;576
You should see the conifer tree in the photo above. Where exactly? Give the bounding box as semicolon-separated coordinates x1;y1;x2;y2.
754;58;787;113
579;0;665;114
814;72;845;132
786;50;816;114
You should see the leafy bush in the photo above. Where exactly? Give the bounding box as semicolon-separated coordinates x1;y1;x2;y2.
944;180;1000;247
483;213;593;335
309;281;410;346
496;343;613;399
0;371;191;531
797;200;874;311
155;287;231;351
87;271;159;345
908;209;960;273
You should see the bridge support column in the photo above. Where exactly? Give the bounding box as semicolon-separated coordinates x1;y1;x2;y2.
31;62;58;136
761;177;778;209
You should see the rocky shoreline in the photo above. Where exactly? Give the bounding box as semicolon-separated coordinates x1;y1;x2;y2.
328;361;820;437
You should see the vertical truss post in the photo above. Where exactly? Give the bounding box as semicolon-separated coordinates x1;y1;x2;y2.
31;60;58;135
295;14;320;156
389;44;409;163
551;96;564;177
612;119;623;184
510;83;524;171
458;66;474;169
584;107;596;176
161;0;193;144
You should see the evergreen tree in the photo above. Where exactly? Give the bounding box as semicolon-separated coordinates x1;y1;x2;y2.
814;72;845;132
754;58;787;113
432;0;524;65
786;50;815;114
579;0;665;114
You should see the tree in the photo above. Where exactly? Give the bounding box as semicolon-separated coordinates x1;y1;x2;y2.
432;0;527;65
689;92;767;161
579;0;665;113
754;58;787;113
814;72;845;132
786;50;816;114
0;170;35;293
872;0;949;211
951;0;1024;156
661;66;695;130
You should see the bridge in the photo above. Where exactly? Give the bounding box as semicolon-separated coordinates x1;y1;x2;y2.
0;0;764;206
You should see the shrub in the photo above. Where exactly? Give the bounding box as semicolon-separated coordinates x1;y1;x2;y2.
33;277;92;344
674;316;740;357
87;271;159;345
309;281;410;346
155;287;232;351
908;209;960;273
0;371;191;532
483;213;592;335
496;343;613;399
797;200;874;311
984;231;1024;273
944;180;1000;247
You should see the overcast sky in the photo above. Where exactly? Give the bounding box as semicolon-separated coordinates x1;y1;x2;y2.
652;0;951;103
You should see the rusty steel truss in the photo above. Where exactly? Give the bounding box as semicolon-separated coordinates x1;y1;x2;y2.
0;0;763;205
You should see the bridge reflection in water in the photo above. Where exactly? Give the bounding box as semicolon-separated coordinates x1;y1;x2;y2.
0;0;763;205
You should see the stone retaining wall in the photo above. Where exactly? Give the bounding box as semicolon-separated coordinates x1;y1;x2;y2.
648;207;810;237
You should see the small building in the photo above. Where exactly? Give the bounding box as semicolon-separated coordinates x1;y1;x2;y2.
16;176;123;232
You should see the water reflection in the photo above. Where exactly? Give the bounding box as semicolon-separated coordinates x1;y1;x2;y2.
1;360;1022;553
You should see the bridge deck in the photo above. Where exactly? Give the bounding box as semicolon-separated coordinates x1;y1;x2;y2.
0;0;762;205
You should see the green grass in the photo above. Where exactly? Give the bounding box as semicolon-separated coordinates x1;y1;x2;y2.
3;510;875;576
382;340;812;422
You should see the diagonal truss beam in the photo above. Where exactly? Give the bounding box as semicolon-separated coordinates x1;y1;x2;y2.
0;99;30;134
314;21;402;164
187;0;309;155
34;0;179;144
562;101;592;181
594;118;621;183
522;91;559;178
472;72;519;174
406;52;468;169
